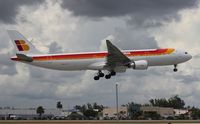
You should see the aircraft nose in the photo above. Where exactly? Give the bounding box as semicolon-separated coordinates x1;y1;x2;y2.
188;54;192;60
185;53;192;61
183;52;192;61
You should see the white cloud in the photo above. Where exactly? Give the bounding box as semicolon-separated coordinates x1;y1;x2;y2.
152;5;200;55
99;35;115;51
14;0;79;53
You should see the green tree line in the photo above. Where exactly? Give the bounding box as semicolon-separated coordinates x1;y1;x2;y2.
149;95;185;109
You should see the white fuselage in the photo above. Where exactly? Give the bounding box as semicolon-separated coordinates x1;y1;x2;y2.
16;49;191;72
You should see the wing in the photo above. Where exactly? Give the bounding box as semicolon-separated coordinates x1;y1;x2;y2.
106;40;130;69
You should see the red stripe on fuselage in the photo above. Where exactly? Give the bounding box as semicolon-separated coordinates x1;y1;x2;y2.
11;49;174;61
32;49;172;61
33;52;107;61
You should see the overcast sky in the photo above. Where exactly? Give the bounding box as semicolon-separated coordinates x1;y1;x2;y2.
0;0;200;109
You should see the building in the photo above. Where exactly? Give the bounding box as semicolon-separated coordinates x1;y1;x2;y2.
174;109;189;116
140;106;174;118
103;107;128;119
0;108;72;120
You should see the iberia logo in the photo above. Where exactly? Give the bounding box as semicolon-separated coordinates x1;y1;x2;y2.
15;40;30;51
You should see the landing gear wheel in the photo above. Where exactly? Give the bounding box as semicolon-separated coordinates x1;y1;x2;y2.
173;64;178;72
94;76;100;80
105;74;111;79
99;72;104;77
111;71;116;76
173;68;178;72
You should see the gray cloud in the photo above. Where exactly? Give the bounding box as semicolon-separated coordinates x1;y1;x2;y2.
61;0;197;27
194;54;200;59
48;42;63;54
176;75;199;84
0;53;17;75
61;0;197;17
14;83;57;100
113;27;158;49
28;66;83;85
0;0;43;24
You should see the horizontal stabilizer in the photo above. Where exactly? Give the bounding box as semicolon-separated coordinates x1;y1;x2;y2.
16;53;33;62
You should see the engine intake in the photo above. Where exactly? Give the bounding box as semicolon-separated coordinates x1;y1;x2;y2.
128;60;148;70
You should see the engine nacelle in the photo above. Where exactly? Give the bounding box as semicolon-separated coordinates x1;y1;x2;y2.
128;60;148;70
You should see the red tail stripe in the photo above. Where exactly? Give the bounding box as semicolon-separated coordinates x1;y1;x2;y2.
17;45;23;51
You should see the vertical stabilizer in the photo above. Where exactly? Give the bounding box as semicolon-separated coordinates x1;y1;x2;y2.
7;30;41;55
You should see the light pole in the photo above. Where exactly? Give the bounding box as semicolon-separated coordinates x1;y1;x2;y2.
116;83;119;120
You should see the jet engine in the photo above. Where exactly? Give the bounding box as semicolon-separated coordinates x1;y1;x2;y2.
128;60;148;70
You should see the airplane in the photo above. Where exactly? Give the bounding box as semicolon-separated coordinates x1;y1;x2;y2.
7;30;192;80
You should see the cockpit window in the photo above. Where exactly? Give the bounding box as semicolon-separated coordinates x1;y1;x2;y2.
185;52;188;54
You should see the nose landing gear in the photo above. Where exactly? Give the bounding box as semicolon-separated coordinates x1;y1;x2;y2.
173;64;178;72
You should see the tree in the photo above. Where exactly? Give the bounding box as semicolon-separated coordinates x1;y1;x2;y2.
126;102;142;119
67;112;85;120
36;106;45;119
148;95;185;109
57;101;63;110
74;102;104;119
149;99;155;106
191;107;200;119
74;105;87;113
93;102;104;112
74;105;82;110
93;102;98;109
83;109;98;118
87;103;92;110
168;95;185;109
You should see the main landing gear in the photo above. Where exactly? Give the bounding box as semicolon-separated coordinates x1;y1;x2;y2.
94;70;104;80
105;71;116;79
94;70;116;80
173;64;178;72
